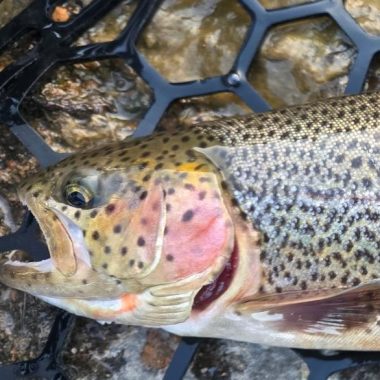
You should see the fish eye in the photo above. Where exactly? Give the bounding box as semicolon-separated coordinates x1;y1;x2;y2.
63;183;94;209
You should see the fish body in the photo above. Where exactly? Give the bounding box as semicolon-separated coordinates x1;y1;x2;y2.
2;92;380;350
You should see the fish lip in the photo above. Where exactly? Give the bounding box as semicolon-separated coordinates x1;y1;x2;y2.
7;195;82;276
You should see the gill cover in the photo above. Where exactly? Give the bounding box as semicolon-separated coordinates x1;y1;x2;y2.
88;169;235;286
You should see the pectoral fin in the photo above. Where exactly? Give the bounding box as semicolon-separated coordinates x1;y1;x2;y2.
235;282;380;349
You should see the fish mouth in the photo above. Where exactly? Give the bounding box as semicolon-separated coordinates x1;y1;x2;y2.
192;241;238;311
3;195;90;278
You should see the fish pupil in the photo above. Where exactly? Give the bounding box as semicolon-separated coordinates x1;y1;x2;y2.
63;182;95;209
67;191;88;208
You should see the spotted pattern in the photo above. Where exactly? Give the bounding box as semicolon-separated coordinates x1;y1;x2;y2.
195;92;380;294
15;91;380;304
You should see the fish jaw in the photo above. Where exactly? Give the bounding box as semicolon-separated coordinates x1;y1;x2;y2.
0;194;138;299
0;195;79;293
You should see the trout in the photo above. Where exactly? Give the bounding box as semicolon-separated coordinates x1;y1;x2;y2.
1;92;380;350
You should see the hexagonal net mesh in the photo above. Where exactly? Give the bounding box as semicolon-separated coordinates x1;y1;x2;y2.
0;0;379;379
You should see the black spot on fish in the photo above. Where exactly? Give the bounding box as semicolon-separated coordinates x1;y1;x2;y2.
113;225;122;234
198;191;206;200
182;209;194;222
140;191;148;200
351;156;363;168
137;236;145;247
341;273;349;285
143;174;151;182
106;204;116;214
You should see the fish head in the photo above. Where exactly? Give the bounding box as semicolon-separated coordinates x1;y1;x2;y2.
0;136;236;325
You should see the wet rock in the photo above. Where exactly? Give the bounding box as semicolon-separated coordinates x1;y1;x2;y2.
248;16;356;107
258;0;316;9
0;1;37;72
331;363;380;380
344;0;380;37
0;195;16;235
22;59;152;152
0;123;54;365
137;0;251;83
75;0;137;44
0;124;38;223
62;318;177;380
141;330;180;370
0;0;32;28
19;1;146;153
0;287;57;364
0;31;39;73
185;339;307;380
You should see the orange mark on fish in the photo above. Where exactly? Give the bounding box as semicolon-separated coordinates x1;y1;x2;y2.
120;293;137;312
92;293;137;319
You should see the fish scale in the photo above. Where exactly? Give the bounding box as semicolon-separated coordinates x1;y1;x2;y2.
196;92;380;294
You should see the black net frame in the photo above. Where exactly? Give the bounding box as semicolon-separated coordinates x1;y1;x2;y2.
0;0;379;379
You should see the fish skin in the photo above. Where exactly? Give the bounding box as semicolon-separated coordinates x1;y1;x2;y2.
1;91;380;350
